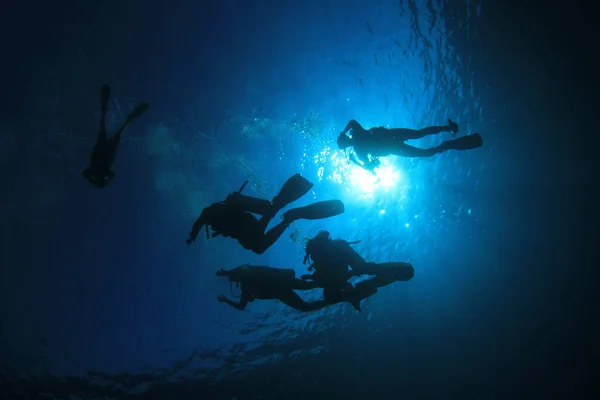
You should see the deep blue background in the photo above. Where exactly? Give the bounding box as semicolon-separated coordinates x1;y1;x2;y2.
0;0;597;398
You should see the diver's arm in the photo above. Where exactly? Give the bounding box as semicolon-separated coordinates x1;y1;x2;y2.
349;152;365;167
341;120;363;135
363;162;378;174
350;151;377;174
217;293;250;311
364;158;380;173
358;151;379;174
187;207;211;244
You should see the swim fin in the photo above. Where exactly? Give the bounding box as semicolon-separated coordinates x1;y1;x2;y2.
282;199;345;224
272;173;314;210
125;103;150;124
100;85;110;112
362;262;415;281
439;133;483;151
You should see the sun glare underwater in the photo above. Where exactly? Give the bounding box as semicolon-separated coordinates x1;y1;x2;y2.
306;144;410;202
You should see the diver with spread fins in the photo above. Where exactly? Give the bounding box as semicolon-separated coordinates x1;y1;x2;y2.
434;133;483;152
224;173;314;216
336;118;483;172
186;173;345;254
83;84;149;188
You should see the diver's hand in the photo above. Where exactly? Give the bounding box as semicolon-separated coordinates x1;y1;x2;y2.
364;159;380;173
186;237;194;245
365;164;377;175
217;294;227;302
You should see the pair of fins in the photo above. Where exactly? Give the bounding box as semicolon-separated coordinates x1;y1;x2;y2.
226;173;345;222
440;133;483;151
99;84;149;127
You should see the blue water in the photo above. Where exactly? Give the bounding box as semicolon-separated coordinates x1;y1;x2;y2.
0;0;595;399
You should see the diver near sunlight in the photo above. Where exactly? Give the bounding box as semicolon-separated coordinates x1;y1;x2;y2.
186;173;345;254
301;230;415;311
215;264;387;312
337;119;483;172
83;84;149;188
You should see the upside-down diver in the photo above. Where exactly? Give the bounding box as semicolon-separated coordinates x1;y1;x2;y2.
83;85;149;188
337;119;482;172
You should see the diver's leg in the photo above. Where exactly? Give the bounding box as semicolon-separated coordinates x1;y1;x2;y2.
381;119;457;140
383;124;451;140
104;126;124;167
97;85;110;144
103;102;149;166
390;142;438;158
341;119;365;135
256;209;277;232
109;103;148;142
322;287;362;311
125;102;150;124
107;102;150;146
279;291;328;312
251;221;291;254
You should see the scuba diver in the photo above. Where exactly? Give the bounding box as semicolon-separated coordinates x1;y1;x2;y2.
83;84;149;188
336;119;483;172
301;230;415;311
216;264;379;312
186;174;345;254
216;265;328;312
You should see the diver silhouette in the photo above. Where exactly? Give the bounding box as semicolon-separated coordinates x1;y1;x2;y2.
83;85;149;188
337;119;482;172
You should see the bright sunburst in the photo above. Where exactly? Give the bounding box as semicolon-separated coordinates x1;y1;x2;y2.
348;164;400;193
305;145;408;200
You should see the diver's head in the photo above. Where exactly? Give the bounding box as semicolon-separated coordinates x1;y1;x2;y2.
337;133;352;150
83;168;115;188
315;230;331;241
304;230;332;264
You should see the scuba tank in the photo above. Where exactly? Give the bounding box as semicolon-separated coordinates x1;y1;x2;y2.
224;180;273;215
304;231;361;266
217;265;297;286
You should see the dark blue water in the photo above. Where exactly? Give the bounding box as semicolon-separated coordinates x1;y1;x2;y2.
0;0;596;399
